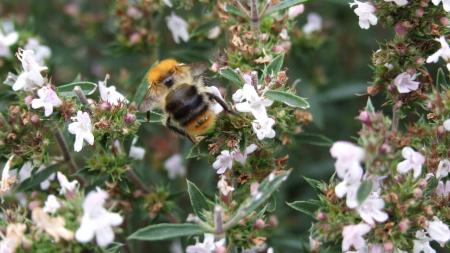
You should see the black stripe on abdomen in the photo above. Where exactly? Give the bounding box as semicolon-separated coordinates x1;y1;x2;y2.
165;85;209;126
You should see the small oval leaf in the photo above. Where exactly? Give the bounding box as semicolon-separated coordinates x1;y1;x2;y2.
264;90;310;109
57;81;97;97
128;223;205;241
219;67;244;87
187;180;214;220
357;180;373;205
266;54;284;76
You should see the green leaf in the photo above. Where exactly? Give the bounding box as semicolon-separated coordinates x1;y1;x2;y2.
365;97;375;113
225;170;291;229
436;68;448;87
134;74;149;105
56;81;97;97
287;200;320;217
424;176;439;196
303;177;323;190
224;3;247;18
265;0;309;16
266;54;284;76
16;163;62;192
264;90;310;109
219;67;244;87
357;180;373;205
187;180;213;220
128;223;205;241
190;21;219;38
297;133;333;147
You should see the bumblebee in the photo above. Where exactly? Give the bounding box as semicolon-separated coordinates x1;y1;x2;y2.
138;59;232;142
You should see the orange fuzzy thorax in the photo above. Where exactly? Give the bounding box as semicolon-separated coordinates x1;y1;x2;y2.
147;59;179;85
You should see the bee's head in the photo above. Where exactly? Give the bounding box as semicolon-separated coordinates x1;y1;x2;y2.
148;59;186;89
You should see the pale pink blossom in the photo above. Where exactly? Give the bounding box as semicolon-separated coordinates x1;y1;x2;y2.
436;180;450;196
427;217;450;245
356;194;388;225
342;223;371;251
217;176;234;196
303;13;322;34
166;12;189;44
43;194;61;214
186;233;225;253
393;72;420;94
31;86;62;117
413;230;436;253
432;0;450;12
12;49;48;91
427;36;450;71
384;0;408;6
68;111;94;152
349;1;378;29
164;154;186;179
288;4;305;19
330;141;365;180
444;119;450;131
436;159;450;178
57;172;78;195
396;146;425;179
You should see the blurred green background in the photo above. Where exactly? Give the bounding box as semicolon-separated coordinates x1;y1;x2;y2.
0;0;392;252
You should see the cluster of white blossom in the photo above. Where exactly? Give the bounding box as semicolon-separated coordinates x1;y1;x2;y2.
213;144;258;174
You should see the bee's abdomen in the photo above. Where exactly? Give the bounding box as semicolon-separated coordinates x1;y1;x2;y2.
165;84;209;126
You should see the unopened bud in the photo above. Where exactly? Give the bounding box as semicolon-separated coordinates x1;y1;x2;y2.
380;143;392;154
124;113;136;124
99;101;111;111
437;125;445;136
384;241;394;252
358;110;371;126
395;22;408;36
413;188;423;198
316;212;327;221
399;219;410;233
254;219;265;230
215;246;227;253
129;33;142;45
419;179;427;188
440;17;449;26
424;206;433;216
24;95;33;106
268;215;278;227
30;114;40;125
415;8;424;17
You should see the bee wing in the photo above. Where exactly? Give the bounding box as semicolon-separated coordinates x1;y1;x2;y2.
188;62;209;79
138;90;159;112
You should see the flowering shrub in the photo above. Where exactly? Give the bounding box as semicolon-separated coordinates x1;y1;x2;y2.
0;0;448;253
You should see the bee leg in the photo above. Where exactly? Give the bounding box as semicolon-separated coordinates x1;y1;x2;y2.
207;92;236;115
166;117;196;143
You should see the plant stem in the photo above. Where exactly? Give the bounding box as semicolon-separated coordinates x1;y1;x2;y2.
53;128;85;186
249;0;260;33
391;101;402;133
73;86;91;113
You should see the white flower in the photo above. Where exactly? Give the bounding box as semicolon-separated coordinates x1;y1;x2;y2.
427;37;450;71
252;117;276;140
207;26;221;40
0;156;15;195
38;164;55;190
98;79;127;106
217;176;234;196
164;154;186;179
129;137;146;160
279;29;289;40
75;188;123;247
170;240;183;253
384;0;408;6
57;172;78;195
32;207;74;242
436;159;450;178
444;119;450;131
436;180;450;196
233;82;273;121
342;223;371;251
427;217;450;245
213;150;234;174
335;180;361;208
0;223;29;253
303;13;322;34
186;233;225;253
166;12;189;44
12;49;48;91
163;0;173;7
267;248;274;253
396;146;425;179
432;0;450;12
393;72;420;94
356;194;388;225
0;23;18;57
24;38;51;64
18;161;33;183
413;230;436;253
330;141;365;181
31;86;62;117
68;111;94;152
206;86;224;114
288;4;305;19
349;1;378;29
233;144;258;164
43;194;61;214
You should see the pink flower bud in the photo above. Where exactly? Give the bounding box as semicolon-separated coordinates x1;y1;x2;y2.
440;17;449;26
99;101;111;111
31;114;40;125
210;62;220;72
268;215;279;227
437;125;445;136
358;110;371;126
254;219;265;230
215;246;227;253
129;33;142;45
288;4;305;19
124;113;136;124
24;95;33;106
316;212;327;221
415;8;424;17
384;241;394;252
413;188;423;198
395;22;408;37
399;219;410;233
380;143;392;154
